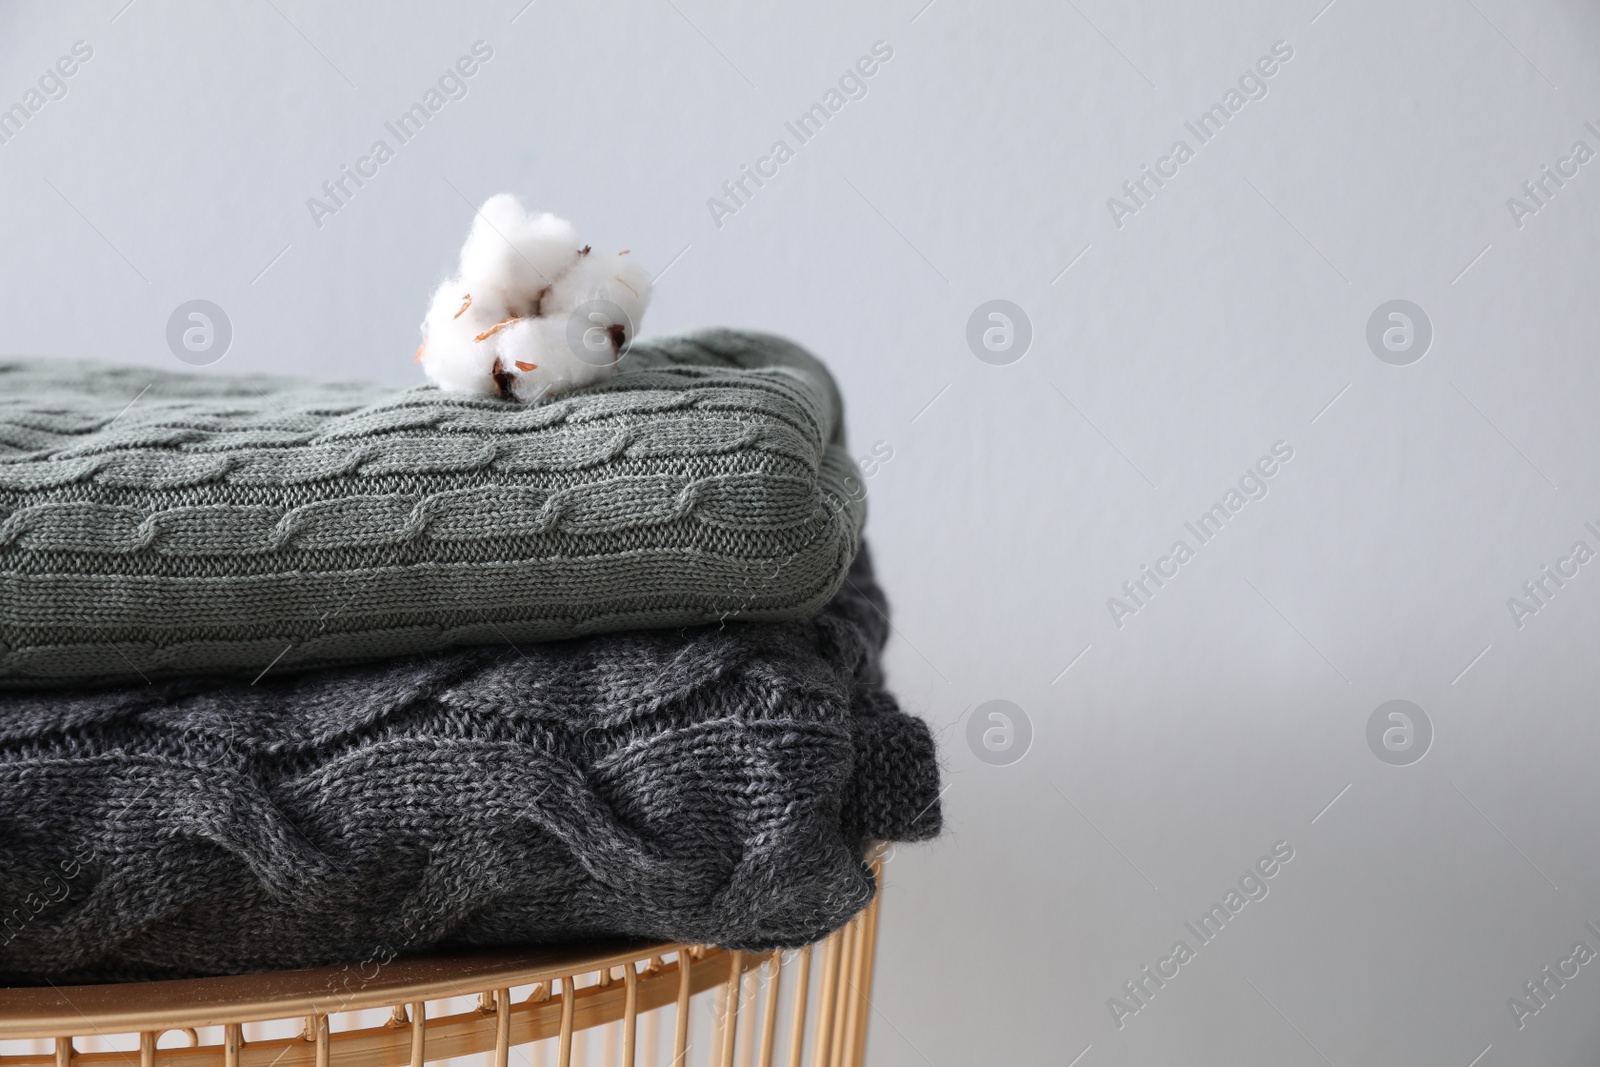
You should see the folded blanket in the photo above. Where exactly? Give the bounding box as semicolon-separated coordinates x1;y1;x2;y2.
0;547;941;984
0;329;864;688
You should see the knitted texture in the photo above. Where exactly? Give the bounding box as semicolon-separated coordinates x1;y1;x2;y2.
0;547;942;985
0;329;865;688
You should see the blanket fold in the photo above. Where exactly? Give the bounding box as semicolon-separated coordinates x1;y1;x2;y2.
0;547;941;985
0;329;864;688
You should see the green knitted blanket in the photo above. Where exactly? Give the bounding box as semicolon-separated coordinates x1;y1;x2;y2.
0;329;864;688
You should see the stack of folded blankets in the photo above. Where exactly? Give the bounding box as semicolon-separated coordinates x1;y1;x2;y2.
0;329;942;985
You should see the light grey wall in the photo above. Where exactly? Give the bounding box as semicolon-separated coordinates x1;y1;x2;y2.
5;0;1600;1062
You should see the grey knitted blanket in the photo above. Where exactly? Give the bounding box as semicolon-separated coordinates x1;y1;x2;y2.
0;329;864;688
0;547;941;985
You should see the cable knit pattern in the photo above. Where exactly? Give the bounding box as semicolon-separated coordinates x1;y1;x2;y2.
0;329;865;688
0;547;941;985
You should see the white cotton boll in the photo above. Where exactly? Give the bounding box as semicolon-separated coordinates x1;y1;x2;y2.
418;196;653;402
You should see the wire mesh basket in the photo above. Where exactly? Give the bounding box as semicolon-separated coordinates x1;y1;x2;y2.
0;861;885;1067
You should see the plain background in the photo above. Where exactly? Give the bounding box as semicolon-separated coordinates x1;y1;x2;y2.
5;0;1600;1062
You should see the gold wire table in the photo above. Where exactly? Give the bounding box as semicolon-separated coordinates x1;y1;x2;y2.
0;862;885;1067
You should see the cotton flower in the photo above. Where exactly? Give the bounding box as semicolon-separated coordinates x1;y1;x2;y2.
417;194;652;402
